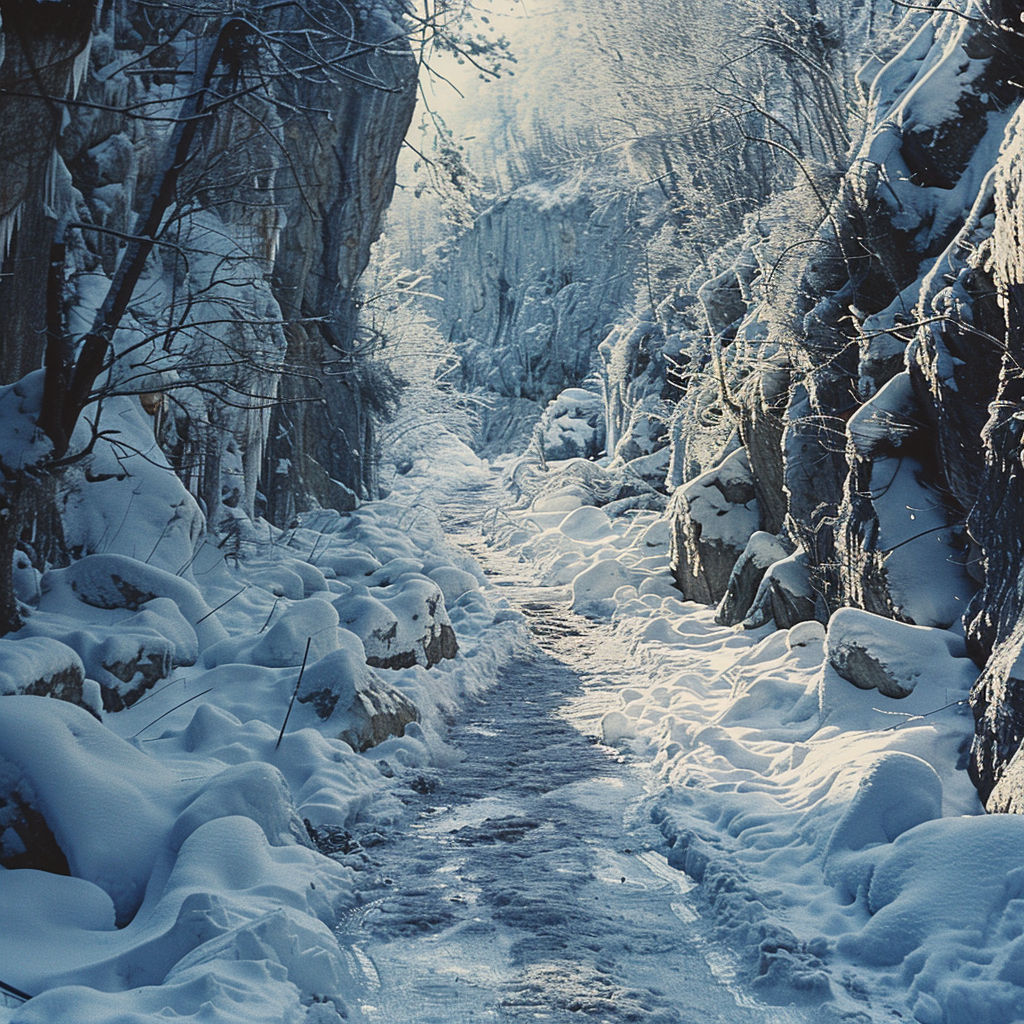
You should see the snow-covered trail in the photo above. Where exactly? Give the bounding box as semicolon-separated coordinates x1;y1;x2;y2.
333;473;841;1024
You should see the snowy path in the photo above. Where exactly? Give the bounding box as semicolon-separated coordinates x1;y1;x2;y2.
333;476;841;1024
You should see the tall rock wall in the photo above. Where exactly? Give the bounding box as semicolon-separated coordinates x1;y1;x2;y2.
0;3;417;535
263;8;417;521
658;0;1024;806
431;179;637;449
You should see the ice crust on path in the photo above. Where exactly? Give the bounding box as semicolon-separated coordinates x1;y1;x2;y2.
332;573;836;1024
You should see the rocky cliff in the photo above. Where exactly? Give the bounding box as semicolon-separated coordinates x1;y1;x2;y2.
656;0;1024;809
0;1;416;549
430;177;638;451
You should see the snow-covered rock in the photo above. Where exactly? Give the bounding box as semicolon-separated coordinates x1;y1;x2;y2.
715;531;790;626
52;554;226;648
669;448;759;604
826;607;974;699
743;548;817;630
369;576;458;669
297;646;419;752
0;636;88;709
203;599;342;669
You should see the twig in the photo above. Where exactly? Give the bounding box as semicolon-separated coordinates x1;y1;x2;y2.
276;637;312;750
258;596;280;633
126;675;185;708
0;978;32;1003
884;699;967;732
195;585;248;623
132;689;212;739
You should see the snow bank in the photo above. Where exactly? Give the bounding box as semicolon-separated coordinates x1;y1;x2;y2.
494;490;1018;1022
1;438;525;1022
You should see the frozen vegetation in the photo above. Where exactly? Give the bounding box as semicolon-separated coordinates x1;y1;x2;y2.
7;0;1024;1023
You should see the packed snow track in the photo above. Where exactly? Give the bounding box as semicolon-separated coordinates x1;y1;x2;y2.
332;478;842;1024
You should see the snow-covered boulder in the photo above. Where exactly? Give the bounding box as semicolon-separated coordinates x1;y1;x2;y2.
534;387;605;461
315;552;382;580
0;637;91;711
715;532;790;626
245;566;306;601
169;762;313;853
373;577;457;669
743;548;817;630
297;645;419;751
332;591;401;666
826;607;974;699
62;397;205;576
366;557;425;587
21;574;203;711
51;554;227;649
203;599;342;669
571;558;644;618
823;752;943;896
0;696;177;923
427;565;480;608
669;448;759;604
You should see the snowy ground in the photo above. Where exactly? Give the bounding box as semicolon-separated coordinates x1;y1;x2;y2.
0;444;523;1023
3;438;1023;1024
331;477;842;1024
488;452;1024;1024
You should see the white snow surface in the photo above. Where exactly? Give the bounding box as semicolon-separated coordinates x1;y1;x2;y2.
0;442;524;1024
2;431;1020;1024
489;466;1024;1024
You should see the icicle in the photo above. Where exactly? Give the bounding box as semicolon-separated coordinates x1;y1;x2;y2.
70;34;93;100
43;149;60;221
0;203;23;266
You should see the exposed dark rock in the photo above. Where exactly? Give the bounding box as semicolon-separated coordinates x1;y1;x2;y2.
716;532;790;627
827;609;975;716
970;618;1024;804
424;623;459;666
96;638;175;712
297;650;419;752
744;550;817;630
0;758;70;875
964;99;1024;797
829;637;913;700
338;679;420;753
262;19;417;520
437;190;636;415
738;370;788;537
784;367;857;618
669;448;760;605
987;742;1024;814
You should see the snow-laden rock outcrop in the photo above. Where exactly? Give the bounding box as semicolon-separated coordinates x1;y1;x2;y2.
645;1;1024;806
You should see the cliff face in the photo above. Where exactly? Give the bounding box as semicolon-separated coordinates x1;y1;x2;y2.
0;2;416;548
431;179;637;449
650;1;1024;806
0;0;95;386
263;9;417;520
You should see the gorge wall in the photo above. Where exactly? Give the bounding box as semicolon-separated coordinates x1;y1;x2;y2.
653;0;1024;808
0;0;416;548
